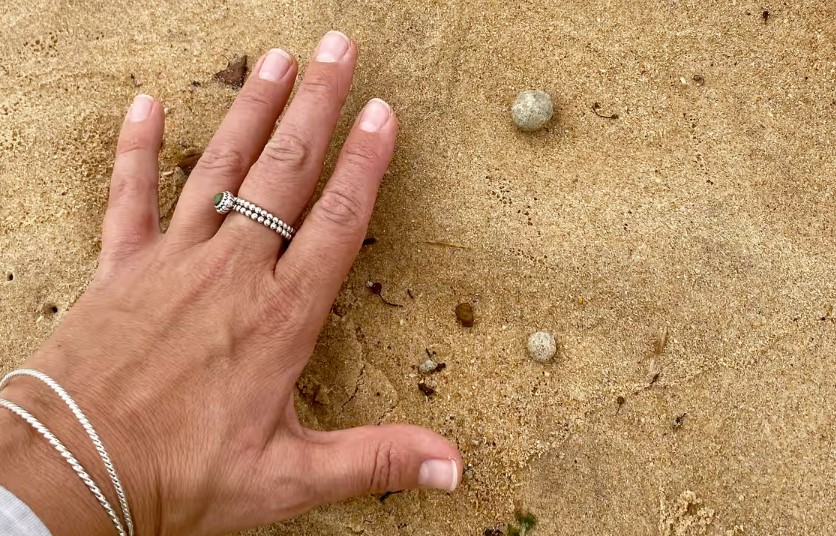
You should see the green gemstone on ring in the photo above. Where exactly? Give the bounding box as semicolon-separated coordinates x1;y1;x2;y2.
213;192;224;207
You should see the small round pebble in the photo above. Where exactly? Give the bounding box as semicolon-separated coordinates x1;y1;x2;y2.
511;90;554;131
527;331;557;363
418;359;438;374
455;302;475;327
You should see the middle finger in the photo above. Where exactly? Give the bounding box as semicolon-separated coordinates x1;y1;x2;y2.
217;31;358;261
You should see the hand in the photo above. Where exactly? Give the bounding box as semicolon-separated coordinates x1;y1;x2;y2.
0;31;461;536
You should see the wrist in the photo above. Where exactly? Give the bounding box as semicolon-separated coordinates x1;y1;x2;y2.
0;394;115;536
0;362;161;536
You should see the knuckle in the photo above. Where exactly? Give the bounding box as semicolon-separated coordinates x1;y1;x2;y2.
116;134;151;156
300;69;341;100
260;132;312;173
197;144;251;178
109;172;151;201
341;142;380;171
369;441;401;492
314;188;365;228
100;232;146;262
234;88;274;111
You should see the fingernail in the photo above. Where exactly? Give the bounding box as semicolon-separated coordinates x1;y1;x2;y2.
358;98;391;133
315;31;350;63
128;94;153;122
418;459;459;492
258;48;292;82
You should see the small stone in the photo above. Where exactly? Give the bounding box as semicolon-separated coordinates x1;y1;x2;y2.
213;193;223;206
511;90;554;131
455;302;475;327
527;331;557;363
418;359;438;374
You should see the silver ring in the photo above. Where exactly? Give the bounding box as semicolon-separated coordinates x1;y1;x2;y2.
213;191;296;241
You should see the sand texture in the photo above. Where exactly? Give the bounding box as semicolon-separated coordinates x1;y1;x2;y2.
1;0;835;534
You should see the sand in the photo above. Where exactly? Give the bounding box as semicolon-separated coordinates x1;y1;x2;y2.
1;0;835;534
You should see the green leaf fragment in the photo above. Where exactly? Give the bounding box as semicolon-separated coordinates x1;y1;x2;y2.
516;511;537;530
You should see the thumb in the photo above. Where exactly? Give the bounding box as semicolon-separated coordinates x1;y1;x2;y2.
302;424;462;504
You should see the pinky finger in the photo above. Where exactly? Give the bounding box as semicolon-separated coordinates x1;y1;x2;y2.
100;94;164;271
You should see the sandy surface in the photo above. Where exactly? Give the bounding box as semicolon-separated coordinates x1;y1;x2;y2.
1;0;835;534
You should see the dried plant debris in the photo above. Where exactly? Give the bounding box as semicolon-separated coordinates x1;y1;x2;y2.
616;395;626;415
592;102;619;119
653;327;669;355
176;148;203;174
379;490;403;502
418;380;436;397
214;55;248;88
455;302;475;327
483;530;503;536
673;413;687;429
423;240;469;249
366;281;402;307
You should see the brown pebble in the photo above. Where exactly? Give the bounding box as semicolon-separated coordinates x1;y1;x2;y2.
692;74;705;86
455;302;474;327
214;55;248;88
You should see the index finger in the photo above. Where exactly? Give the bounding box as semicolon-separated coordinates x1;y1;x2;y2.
275;98;396;332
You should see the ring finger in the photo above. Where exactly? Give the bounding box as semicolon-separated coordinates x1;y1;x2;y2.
216;31;358;262
165;48;298;249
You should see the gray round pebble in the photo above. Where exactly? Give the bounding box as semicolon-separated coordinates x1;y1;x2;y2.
511;90;554;131
527;331;557;363
418;358;438;374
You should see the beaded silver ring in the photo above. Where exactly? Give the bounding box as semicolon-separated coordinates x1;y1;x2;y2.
213;191;296;241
